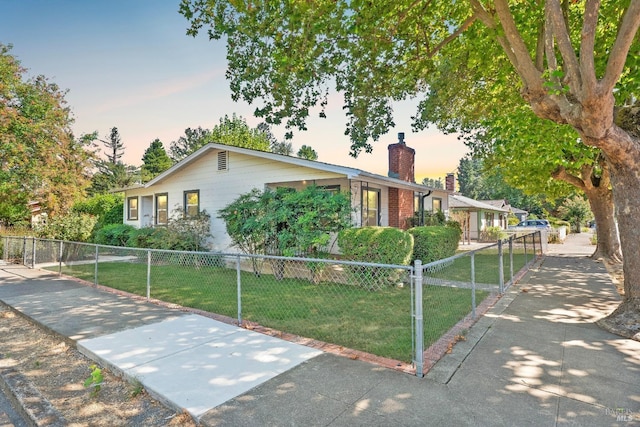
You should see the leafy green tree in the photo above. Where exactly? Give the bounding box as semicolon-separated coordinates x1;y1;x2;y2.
457;155;546;217
210;114;271;151
0;44;94;223
141;139;172;183
558;195;593;234
217;189;270;269
169;126;213;162
72;193;124;233
296;145;318;160
219;186;352;275
416;47;621;260
257;122;293;155
169;115;272;162
181;1;640;331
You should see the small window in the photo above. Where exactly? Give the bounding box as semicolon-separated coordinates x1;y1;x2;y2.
155;193;168;225
217;151;228;171
127;197;138;220
432;198;442;212
184;190;200;218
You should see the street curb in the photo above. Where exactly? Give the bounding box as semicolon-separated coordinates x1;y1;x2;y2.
0;364;67;427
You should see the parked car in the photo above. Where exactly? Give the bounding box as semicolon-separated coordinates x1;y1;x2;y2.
513;219;552;230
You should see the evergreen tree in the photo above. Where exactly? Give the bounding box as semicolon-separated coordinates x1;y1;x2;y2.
297;145;318;160
102;127;124;164
141;139;172;183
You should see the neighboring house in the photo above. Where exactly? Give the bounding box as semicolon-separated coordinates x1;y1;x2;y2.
481;199;529;224
479;199;511;230
509;206;528;222
448;194;510;242
121;133;450;252
28;201;47;226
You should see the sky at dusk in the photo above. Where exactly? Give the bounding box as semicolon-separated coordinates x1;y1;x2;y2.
1;0;469;182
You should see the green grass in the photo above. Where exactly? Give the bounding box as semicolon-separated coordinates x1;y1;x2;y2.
53;261;489;363
432;251;534;285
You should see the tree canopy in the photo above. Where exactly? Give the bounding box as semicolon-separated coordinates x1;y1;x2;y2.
0;44;93;224
169;114;272;162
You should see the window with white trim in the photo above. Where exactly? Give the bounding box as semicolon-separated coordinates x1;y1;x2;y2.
184;190;200;218
127;197;138;220
155;193;168;225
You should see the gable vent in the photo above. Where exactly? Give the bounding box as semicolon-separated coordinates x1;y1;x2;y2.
217;151;228;171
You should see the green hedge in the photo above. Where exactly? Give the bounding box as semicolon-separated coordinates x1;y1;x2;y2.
337;227;414;290
408;225;461;264
338;227;414;265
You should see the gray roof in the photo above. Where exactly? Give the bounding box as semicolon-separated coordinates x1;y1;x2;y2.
127;142;450;195
449;194;510;213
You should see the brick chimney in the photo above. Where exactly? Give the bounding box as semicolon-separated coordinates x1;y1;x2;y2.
388;132;415;183
445;173;455;192
388;132;416;229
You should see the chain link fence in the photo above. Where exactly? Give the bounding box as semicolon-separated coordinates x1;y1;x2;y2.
1;232;542;376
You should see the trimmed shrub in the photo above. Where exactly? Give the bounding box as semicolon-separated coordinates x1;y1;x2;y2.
338;227;413;290
94;224;135;247
338;227;413;265
408;225;461;264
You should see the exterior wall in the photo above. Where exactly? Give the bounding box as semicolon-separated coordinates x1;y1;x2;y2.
124;149;346;251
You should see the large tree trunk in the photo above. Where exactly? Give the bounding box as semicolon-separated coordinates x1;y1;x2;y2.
596;148;640;339
479;0;640;339
553;162;621;263
585;185;622;263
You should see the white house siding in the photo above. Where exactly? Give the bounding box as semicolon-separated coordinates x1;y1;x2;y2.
125;149;347;252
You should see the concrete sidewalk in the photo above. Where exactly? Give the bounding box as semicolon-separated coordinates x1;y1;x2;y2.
1;232;639;426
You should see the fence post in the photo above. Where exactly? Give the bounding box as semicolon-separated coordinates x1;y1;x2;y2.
498;239;504;294
414;260;424;378
2;237;6;261
94;245;99;287
471;253;476;319
523;234;528;265
533;231;538;258
509;236;514;286
236;255;242;326
58;240;63;275
31;237;36;268
22;236;26;266
147;250;151;300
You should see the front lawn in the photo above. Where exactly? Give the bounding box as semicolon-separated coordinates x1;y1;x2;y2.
52;260;488;363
